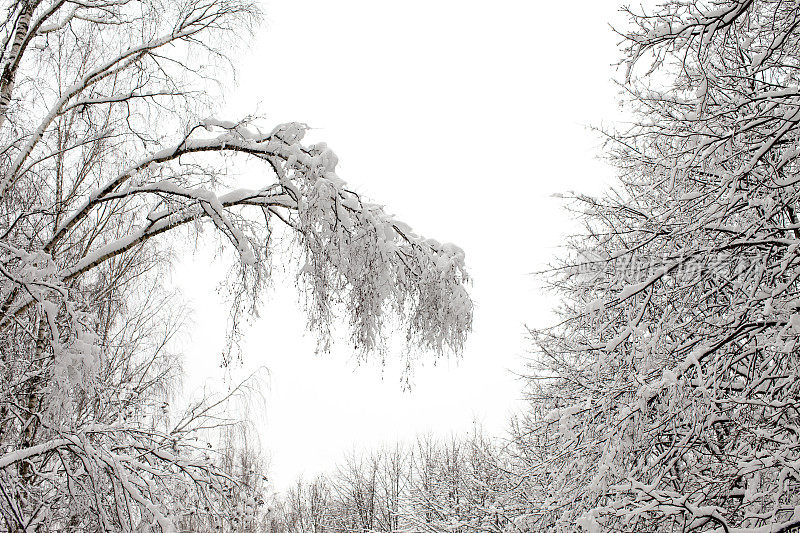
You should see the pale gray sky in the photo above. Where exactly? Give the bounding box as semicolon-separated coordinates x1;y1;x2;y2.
175;0;624;491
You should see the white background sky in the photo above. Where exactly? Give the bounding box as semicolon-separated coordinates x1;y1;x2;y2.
175;0;625;492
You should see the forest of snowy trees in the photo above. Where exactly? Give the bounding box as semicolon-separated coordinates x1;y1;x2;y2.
2;0;800;531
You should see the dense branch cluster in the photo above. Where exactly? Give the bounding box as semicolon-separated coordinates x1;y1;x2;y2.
518;1;800;531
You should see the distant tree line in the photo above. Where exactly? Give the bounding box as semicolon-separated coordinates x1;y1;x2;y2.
264;432;519;533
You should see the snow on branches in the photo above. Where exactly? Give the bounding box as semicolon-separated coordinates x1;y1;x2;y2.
521;1;800;532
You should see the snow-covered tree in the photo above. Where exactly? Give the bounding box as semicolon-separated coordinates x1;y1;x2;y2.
176;425;272;533
0;1;472;530
521;1;800;531
404;433;516;533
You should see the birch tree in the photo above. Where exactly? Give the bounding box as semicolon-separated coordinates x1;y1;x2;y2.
522;1;800;531
0;0;473;530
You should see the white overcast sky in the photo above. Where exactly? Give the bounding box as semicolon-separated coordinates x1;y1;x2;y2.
175;0;625;491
